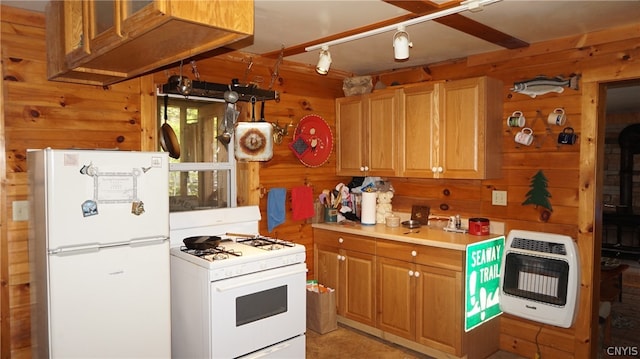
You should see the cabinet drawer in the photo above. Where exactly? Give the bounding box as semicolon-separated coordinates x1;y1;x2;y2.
339;233;376;253
313;229;375;254
414;246;463;272
314;229;339;247
376;239;417;262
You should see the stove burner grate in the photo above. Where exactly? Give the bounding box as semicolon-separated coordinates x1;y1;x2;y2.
180;245;242;262
237;236;296;251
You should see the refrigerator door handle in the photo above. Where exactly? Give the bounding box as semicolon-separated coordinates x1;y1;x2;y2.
49;236;168;256
128;235;169;247
49;243;101;256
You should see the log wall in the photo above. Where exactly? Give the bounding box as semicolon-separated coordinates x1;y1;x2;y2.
0;5;347;358
2;5;640;359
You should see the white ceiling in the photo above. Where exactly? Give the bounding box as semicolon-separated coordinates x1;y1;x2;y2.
3;0;639;112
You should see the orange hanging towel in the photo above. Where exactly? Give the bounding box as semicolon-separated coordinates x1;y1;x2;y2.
291;186;315;221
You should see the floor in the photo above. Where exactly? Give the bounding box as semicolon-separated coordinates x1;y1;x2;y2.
306;324;525;359
306;259;640;359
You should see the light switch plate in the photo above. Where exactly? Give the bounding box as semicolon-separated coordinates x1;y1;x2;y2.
492;190;507;206
13;200;29;221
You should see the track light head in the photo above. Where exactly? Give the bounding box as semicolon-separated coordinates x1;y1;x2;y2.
316;46;332;75
393;25;412;60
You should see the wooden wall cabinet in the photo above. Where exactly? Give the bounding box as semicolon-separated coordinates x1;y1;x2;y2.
314;230;376;327
376;239;463;355
401;77;503;179
46;0;253;86
335;90;401;177
336;76;503;179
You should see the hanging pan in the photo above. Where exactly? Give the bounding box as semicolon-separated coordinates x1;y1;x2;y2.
160;95;181;159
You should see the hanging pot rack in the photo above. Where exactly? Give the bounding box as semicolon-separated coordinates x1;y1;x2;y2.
160;78;279;102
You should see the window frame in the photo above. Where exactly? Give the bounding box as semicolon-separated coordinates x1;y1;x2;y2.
159;92;237;210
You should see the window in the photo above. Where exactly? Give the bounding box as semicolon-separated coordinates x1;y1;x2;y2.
158;94;236;212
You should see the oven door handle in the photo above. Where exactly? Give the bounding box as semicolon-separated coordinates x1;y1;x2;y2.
214;267;307;292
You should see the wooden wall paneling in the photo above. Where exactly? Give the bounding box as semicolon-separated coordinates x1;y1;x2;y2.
1;18;9;358
2;4;640;358
385;30;640;359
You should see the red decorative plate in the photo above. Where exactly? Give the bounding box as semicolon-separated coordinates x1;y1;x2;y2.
292;114;333;167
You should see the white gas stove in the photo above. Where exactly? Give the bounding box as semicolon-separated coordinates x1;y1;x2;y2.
169;206;307;359
170;235;306;279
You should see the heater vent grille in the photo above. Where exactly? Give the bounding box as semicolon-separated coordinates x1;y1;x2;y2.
511;237;567;255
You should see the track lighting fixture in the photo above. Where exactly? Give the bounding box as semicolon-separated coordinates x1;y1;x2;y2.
316;46;332;75
305;0;500;72
393;25;412;60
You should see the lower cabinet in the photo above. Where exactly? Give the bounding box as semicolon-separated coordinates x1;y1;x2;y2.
314;229;497;358
416;264;462;354
377;241;462;355
377;257;415;339
314;229;376;327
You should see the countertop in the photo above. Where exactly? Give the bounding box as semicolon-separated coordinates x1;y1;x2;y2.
312;222;502;251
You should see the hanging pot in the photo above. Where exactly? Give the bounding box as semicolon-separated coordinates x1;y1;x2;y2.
234;97;274;162
160;95;181;159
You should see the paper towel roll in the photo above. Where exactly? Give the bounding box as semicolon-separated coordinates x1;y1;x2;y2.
360;191;377;225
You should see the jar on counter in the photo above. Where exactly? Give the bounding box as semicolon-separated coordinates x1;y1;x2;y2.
385;213;400;228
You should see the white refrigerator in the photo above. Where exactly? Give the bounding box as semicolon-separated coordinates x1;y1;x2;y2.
28;149;171;358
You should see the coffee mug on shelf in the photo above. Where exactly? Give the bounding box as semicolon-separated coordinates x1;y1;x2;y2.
507;111;526;127
514;127;534;146
548;108;567;126
557;127;578;145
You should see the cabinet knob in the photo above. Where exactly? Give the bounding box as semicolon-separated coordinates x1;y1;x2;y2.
360;166;369;172
414;271;420;277
411;250;417;257
338;237;344;244
437;166;443;173
431;166;437;173
340;255;346;261
408;270;414;277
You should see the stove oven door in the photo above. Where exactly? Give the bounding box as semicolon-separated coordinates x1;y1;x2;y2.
210;262;307;358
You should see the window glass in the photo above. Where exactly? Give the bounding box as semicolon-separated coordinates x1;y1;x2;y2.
158;95;236;212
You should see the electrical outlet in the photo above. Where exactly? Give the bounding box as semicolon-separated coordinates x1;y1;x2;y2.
492;190;507;206
12;200;29;221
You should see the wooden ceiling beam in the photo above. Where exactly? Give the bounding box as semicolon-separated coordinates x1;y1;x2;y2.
260;0;528;59
260;13;424;59
385;0;529;49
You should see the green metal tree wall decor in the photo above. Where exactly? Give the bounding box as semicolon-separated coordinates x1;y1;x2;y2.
522;170;553;220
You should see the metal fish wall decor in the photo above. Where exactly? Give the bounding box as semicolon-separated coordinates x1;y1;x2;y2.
511;74;580;98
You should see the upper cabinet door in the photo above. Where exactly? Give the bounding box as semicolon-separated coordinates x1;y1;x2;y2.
120;0;167;37
84;0;123;59
365;90;400;177
439;77;503;179
336;97;366;176
400;83;438;178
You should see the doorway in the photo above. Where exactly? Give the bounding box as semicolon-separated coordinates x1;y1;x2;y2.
597;79;640;353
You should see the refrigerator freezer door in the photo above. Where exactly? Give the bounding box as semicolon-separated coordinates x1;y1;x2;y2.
47;241;171;358
41;149;169;249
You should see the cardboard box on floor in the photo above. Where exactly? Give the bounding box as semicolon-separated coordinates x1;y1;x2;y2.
306;284;337;334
